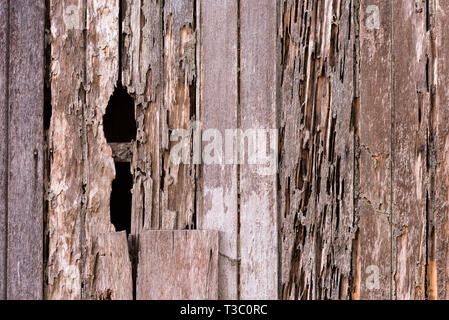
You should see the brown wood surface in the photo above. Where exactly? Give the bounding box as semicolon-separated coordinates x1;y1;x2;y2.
355;0;392;299
136;230;218;300
6;0;449;301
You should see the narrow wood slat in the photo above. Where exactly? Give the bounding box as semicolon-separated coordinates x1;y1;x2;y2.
7;0;45;299
136;230;218;300
355;0;392;299
434;2;449;300
392;2;429;299
199;0;239;300
0;0;8;301
239;0;279;299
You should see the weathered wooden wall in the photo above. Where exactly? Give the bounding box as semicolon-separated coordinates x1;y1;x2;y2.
4;0;449;300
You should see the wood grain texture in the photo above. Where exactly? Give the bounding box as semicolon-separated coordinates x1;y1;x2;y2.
83;0;119;299
46;0;132;300
7;0;45;300
279;0;356;300
199;0;239;300
136;230;218;300
0;0;8;301
355;0;392;299
392;1;429;300
122;0;162;233
162;0;197;230
239;0;279;299
92;232;133;300
46;0;85;299
434;0;449;300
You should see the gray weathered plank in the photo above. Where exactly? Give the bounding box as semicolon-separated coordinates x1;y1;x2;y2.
199;0;239;300
0;0;8;301
136;230;218;300
239;0;279;299
7;0;45;300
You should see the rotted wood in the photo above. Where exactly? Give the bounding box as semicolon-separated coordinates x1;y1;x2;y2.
46;0;132;300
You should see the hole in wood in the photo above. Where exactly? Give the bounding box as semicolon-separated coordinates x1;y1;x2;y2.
103;83;137;143
110;162;133;235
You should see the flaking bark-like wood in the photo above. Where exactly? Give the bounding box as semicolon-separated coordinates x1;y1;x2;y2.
46;0;131;300
280;0;356;300
136;230;218;300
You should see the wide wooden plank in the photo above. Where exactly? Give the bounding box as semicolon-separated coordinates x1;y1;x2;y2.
392;2;429;299
354;0;392;299
199;0;239;300
239;0;279;299
0;0;8;301
136;230;218;300
7;0;45;300
92;232;133;300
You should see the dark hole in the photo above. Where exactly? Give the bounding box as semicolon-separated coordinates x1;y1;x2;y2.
110;162;133;235
103;83;136;143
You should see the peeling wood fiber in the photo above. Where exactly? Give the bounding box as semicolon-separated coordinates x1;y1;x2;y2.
4;0;449;301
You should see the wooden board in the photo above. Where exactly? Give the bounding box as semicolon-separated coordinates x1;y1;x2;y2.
355;0;392;299
279;0;356;300
0;0;8;301
434;1;449;300
392;1;429;300
136;230;218;300
6;0;45;300
162;0;197;230
199;0;239;300
92;232;133;300
239;0;279;299
46;0;86;300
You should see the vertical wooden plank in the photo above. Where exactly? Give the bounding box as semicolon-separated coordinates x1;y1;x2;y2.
162;0;197;230
280;0;356;300
354;0;392;299
239;0;279;299
392;1;429;299
7;0;45;299
136;230;218;300
83;0;119;299
122;0;162;232
46;0;86;300
199;0;239;300
434;0;449;300
0;0;8;301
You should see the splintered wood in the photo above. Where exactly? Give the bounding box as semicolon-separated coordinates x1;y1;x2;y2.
136;231;218;300
5;0;449;301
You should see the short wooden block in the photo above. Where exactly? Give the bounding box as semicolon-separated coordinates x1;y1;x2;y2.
136;230;219;300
